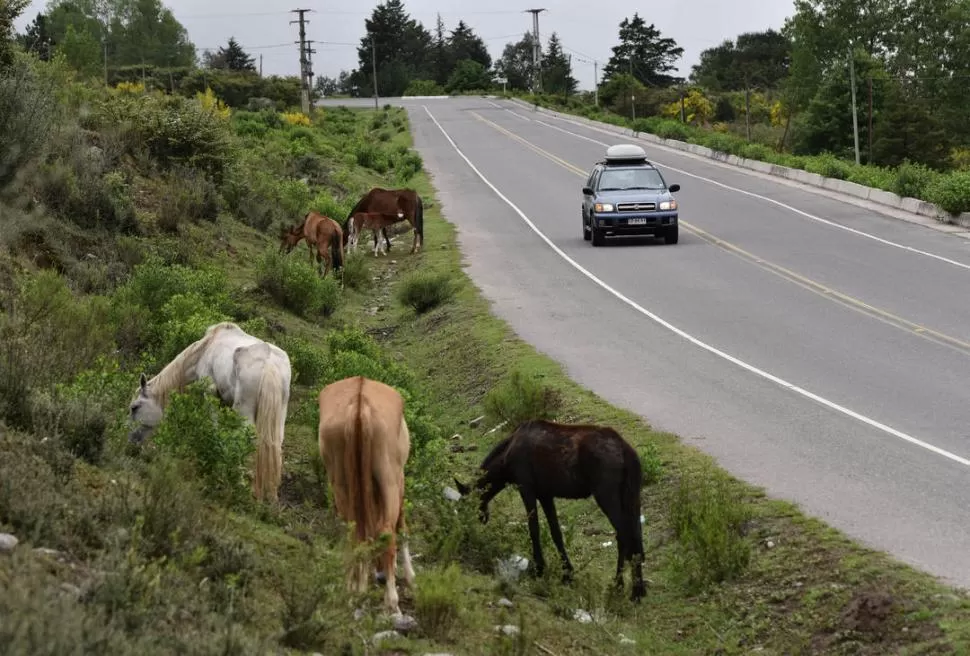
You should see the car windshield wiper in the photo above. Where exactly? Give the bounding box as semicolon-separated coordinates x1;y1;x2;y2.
598;187;622;191
622;186;660;190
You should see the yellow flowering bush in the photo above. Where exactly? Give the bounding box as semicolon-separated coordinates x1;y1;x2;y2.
282;111;311;127
115;81;145;95
662;89;714;126
195;87;231;121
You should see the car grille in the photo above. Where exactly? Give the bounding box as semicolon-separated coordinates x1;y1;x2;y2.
616;202;656;212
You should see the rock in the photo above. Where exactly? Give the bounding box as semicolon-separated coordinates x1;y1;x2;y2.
469;415;485;428
450;433;462;440
573;609;593;623
766;540;775;549
495;625;520;636
353;608;366;621
496;555;528;582
0;533;18;553
619;634;636;645
59;582;82;599
442;486;462;501
498;597;514;608
33;547;62;559
392;613;418;634
372;630;401;643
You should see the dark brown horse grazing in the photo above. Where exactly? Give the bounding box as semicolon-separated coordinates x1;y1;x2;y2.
280;211;345;277
342;187;424;254
454;419;646;601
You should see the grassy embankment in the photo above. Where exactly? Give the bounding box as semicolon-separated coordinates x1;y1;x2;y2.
508;91;970;218
2;56;970;654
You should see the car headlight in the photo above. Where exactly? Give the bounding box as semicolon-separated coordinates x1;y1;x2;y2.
659;200;678;211
594;203;614;212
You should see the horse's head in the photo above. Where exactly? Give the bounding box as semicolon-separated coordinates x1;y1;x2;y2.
279;224;303;254
453;475;494;524
128;373;164;444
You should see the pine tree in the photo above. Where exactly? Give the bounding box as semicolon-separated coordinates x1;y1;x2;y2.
218;37;256;72
543;33;577;95
601;13;683;87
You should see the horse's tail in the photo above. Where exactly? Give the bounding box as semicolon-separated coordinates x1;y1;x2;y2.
331;224;344;271
415;194;424;247
345;377;379;542
253;362;285;504
621;438;645;557
343;196;367;246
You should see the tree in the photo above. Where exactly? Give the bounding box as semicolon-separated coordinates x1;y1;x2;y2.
56;21;101;76
351;0;432;97
495;32;539;91
448;20;490;71
213;37;255;72
314;75;337;96
446;58;491;92
17;11;56;60
431;13;448;85
691;30;791;91
601;13;684;87
2;0;31;67
542;33;577;95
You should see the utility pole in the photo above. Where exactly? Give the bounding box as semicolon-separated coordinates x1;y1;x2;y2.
102;36;108;86
524;8;546;94
593;60;598;107
290;8;312;114
259;53;263;77
305;40;316;109
371;35;379;109
848;47;861;165
867;76;873;164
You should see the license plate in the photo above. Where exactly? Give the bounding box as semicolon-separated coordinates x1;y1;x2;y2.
627;218;647;225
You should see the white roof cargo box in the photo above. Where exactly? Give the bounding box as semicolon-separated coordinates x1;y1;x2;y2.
604;144;648;163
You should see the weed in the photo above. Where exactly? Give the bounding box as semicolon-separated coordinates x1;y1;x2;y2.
396;270;457;314
666;464;753;592
415;563;465;641
254;249;340;319
484;367;562;426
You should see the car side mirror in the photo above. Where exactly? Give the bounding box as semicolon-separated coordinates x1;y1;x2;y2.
582;186;594;196
668;183;680;193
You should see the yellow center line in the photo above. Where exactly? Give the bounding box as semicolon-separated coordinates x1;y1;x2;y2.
468;111;970;358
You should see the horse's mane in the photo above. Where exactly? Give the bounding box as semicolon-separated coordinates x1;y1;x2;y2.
147;322;236;406
480;433;515;471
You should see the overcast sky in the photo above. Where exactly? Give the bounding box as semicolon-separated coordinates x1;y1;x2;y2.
15;0;796;89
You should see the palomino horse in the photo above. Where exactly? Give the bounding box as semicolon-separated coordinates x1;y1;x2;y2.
128;322;292;504
280;210;345;277
455;419;647;601
317;375;415;615
347;211;405;257
342;187;425;254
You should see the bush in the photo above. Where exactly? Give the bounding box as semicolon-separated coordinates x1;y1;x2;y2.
666;465;752;592
414;564;465;641
404;79;446;96
484;367;562;427
149;379;257;505
894;160;940;200
0;54;59;188
926;171;970;215
803;153;852;180
278;335;329;387
338;250;371;291
156;166;221;231
396;271;457;314
254;249;340;319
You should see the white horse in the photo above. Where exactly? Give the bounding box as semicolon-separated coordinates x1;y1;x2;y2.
128;321;292;504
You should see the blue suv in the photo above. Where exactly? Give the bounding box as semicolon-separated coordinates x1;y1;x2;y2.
581;144;681;246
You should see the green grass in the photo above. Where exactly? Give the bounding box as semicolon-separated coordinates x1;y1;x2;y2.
3;67;970;655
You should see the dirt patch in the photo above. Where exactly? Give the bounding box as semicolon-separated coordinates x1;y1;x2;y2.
840;590;895;635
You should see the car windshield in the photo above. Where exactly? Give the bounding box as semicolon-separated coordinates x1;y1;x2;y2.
597;167;665;191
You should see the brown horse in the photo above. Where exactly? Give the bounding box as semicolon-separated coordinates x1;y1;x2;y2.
348;211;406;257
455;419;647;602
317;375;415;615
342;187;424;254
280;210;345;277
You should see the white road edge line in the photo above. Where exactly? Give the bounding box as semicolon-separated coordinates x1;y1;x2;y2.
421;103;970;469
487;100;531;121
511;106;970;273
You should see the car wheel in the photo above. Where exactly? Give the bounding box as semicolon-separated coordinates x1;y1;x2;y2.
583;214;591;241
664;224;679;245
591;227;605;247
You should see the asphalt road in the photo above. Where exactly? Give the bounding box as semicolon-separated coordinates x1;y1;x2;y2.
322;96;970;588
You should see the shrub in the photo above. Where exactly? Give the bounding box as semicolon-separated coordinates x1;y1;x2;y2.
803;153;852;180
926;171;970;215
278;335;329;387
414;564;465;641
638;441;664;486
666;465;752;592
150;379;257;505
894;161;942;200
404;79;446;96
0;53;59;187
484;367;562;426
156;166;221;231
37;153;139;234
338;250;371;291
396;270;457;314
254;249;340;318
